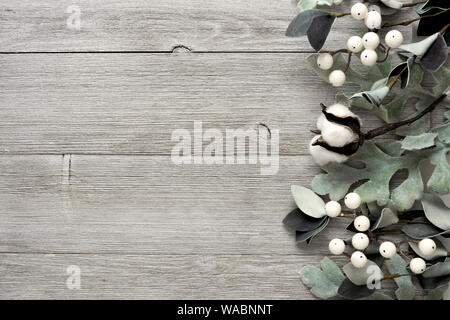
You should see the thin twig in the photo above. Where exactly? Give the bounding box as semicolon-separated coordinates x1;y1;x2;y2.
364;93;447;140
332;12;351;18
383;273;416;280
386;65;407;89
330;48;348;56
344;52;352;73
383;8;450;28
377;47;390;63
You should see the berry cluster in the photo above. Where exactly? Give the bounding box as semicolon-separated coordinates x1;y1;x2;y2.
317;2;404;87
326;191;437;275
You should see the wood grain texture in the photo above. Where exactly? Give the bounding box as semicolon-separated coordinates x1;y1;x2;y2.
0;154;355;255
1;253;358;299
0;0;389;52
0;0;447;300
0;53;397;155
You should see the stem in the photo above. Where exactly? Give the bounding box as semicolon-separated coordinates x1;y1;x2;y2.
386;65;407;89
337;213;355;219
332;12;351;18
364;93;447;140
377;47;390;63
330;48;348;56
344;52;352;73
401;0;427;8
383;8;450;28
382;273;416;280
373;230;403;236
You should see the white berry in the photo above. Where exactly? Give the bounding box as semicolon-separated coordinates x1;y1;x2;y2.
351;251;367;268
354;215;370;232
351;3;368;20
347;36;364;53
385;30;404;48
352;233;370;250
317;53;334;70
410;257;426;274
329;238;346;255
344;192;361;209
418;238;436;256
325;201;342;217
360;49;378;66
365;11;382;29
379;241;396;258
329;70;346;87
362;32;380;50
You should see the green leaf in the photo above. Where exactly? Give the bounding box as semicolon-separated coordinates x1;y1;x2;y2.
343;260;383;286
291;185;326;218
399;33;439;56
312;141;427;211
320;256;346;286
422;261;450;278
385;254;416;300
424;284;449;300
371;207;399;229
401;133;438;150
409;238;448;261
300;257;345;299
298;0;319;11
380;0;403;9
427;145;450;194
422;193;450;230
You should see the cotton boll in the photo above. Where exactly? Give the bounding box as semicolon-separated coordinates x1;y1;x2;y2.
324;103;363;128
309;135;349;166
321;120;358;147
325;104;358;120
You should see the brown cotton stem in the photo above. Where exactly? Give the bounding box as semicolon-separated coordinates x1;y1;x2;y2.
382;273;416;280
383;8;450;28
364;93;447;140
401;1;427;8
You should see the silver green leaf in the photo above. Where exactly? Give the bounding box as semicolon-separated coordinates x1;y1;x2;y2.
384;254;416;300
351;86;390;108
343;260;383;286
312;141;427;211
401;132;438;150
380;0;402;9
427;144;450;194
300;257;345;299
422;261;450;278
291;185;326;218
409;238;448;261
371;207;399;230
424;284;449;300
399;33;439;56
422;193;450;230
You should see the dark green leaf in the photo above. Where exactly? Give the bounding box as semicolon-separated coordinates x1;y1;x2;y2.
337;278;376;299
286;9;328;37
283;208;327;232
307;14;336;51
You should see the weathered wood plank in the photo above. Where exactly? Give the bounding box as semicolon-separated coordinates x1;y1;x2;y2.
0;253;354;299
0;53;395;155
0;154;355;255
0;0;394;52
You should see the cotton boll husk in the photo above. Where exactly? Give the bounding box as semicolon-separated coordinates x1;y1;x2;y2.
326;104;362;126
321;119;359;147
309;135;349;166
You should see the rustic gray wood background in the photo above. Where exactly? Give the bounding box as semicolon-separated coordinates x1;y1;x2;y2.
0;0;447;299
